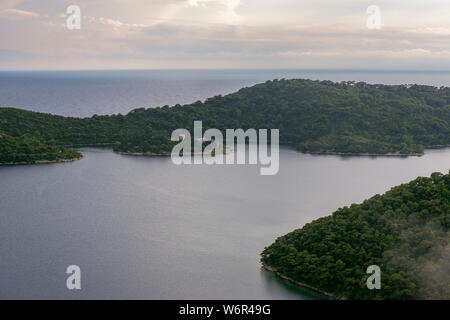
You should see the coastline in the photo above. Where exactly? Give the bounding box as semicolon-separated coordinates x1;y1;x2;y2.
115;150;425;158
114;149;231;156
115;145;427;157
300;150;424;157
261;262;345;300
115;151;172;156
3;144;449;165
297;144;450;157
0;156;83;166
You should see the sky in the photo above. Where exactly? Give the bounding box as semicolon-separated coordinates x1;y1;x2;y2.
1;0;450;70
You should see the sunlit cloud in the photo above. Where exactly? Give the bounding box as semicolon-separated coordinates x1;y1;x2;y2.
0;0;450;70
0;8;40;20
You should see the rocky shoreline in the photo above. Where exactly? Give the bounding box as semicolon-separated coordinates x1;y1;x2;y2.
261;262;345;300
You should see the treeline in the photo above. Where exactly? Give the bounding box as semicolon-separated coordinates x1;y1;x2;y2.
261;171;450;299
0;131;81;164
1;79;449;163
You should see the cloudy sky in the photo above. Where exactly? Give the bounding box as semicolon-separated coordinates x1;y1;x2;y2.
1;0;450;70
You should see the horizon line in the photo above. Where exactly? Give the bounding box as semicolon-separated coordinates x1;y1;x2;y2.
1;68;450;73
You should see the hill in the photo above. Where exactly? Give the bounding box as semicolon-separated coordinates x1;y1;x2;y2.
261;171;450;299
1;79;449;163
0;131;81;164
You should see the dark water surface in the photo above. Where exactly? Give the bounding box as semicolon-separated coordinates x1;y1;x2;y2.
0;147;449;299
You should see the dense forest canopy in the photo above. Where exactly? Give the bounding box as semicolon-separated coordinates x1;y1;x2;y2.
261;171;450;300
1;79;449;163
0;131;81;164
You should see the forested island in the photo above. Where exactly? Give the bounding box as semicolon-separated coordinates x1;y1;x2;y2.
0;132;82;164
1;79;449;164
261;171;450;300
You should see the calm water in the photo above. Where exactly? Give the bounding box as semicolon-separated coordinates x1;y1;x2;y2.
0;147;449;299
0;70;449;299
2;69;450;117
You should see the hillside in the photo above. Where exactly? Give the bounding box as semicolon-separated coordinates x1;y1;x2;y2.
0;131;81;164
261;171;450;299
1;79;449;163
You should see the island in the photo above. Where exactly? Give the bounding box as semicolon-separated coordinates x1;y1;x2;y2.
1;79;449;164
0;131;82;164
261;171;450;300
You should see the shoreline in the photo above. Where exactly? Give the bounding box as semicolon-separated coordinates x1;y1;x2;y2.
2;144;449;165
261;262;345;300
297;144;450;157
115;149;425;157
114;149;231;156
0;156;83;166
115;151;172;156
300;150;424;157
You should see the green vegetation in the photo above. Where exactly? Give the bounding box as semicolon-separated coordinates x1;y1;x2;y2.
1;79;449;298
0;131;81;164
261;171;450;299
1;79;449;163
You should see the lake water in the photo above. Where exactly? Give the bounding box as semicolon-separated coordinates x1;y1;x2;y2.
1;147;449;299
0;70;449;299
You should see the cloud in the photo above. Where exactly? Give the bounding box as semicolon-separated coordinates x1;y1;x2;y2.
1;0;450;70
405;27;450;36
0;0;25;11
94;16;147;28
277;50;313;57
185;0;241;24
0;8;39;20
187;0;240;10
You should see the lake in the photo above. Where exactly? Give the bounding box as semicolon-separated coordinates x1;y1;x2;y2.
0;69;449;299
0;146;449;299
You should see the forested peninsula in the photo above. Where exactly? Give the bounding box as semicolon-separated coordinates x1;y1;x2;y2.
1;79;449;164
261;171;450;300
